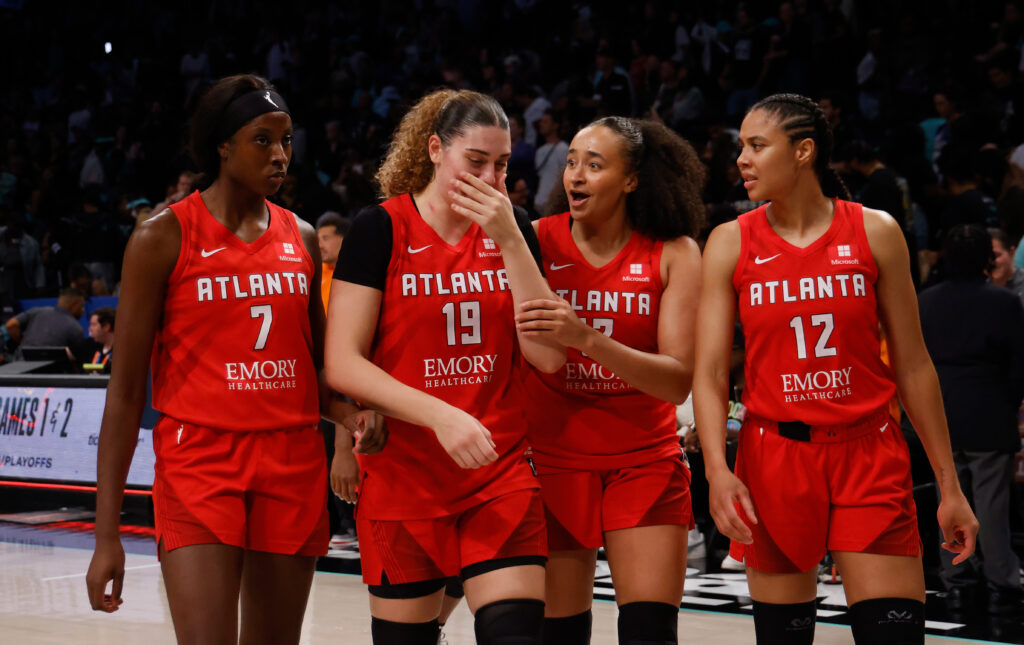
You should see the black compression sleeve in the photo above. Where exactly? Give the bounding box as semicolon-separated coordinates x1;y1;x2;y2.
513;206;545;276
334;205;392;291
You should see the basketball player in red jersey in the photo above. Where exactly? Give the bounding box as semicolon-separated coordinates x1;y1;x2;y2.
323;89;564;645
512;117;704;645
693;93;979;644
85;75;374;644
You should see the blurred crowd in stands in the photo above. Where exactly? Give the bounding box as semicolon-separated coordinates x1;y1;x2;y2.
3;0;1024;300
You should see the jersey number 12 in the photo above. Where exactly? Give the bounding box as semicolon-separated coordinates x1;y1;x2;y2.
789;313;836;359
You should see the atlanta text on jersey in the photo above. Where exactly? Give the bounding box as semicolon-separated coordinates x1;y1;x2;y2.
401;270;510;297
747;273;867;307
781;366;854;403
553;289;653;316
422;353;497;388
196;272;310;302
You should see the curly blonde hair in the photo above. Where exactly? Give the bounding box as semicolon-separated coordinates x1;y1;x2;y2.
375;89;508;199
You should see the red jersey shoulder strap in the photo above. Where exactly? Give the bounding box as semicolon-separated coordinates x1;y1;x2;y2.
166;191;200;284
646;235;666;293
271;202;314;266
732;206;761;287
841;200;880;277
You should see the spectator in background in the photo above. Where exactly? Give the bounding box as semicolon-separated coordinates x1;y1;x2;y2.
507;113;537;194
534;109;569;213
314;210;358;545
845;140;908;230
937;144;997;246
152;171;196;213
919;225;1024;615
0;214;45;310
593;45;634;117
315;211;349;307
515;83;552;147
68;263;108;298
507;175;539;221
989;227;1024;306
4;288;85;360
68;305;115;374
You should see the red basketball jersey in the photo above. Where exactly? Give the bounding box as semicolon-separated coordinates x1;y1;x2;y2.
733;200;896;424
357;193;536;520
523;212;679;470
151;191;320;431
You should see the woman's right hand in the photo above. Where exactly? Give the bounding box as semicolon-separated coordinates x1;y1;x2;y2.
432;407;499;469
85;536;126;612
708;468;758;545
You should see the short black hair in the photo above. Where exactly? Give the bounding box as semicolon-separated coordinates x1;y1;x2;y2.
58;287;85;301
944;224;993;281
316;212;350;236
91;306;116;331
68;264;91;282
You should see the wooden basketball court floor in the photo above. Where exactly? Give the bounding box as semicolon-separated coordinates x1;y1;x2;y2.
0;538;1000;645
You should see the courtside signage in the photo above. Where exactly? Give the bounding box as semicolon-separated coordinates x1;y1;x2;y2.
0;385;155;487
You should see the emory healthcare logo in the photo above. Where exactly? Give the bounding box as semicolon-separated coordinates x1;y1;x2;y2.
828;243;860;266
279;242;302;263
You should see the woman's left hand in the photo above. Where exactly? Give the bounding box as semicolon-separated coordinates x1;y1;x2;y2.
516;298;595;349
342;409;388;455
449;172;518;247
937;491;979;565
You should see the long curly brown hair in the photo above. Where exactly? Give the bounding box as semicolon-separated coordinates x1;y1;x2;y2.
547;117;706;239
375;89;508;199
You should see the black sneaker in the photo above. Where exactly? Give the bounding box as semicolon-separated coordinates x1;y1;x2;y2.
941;586;970;611
986;588;1024;615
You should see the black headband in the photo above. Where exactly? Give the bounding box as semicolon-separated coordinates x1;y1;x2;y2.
218;89;291;140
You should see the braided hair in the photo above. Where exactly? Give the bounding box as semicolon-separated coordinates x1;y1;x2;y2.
747;93;851;200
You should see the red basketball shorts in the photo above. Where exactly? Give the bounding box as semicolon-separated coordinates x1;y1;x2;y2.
729;409;921;574
357;488;547;585
152;416;329;557
536;454;693;552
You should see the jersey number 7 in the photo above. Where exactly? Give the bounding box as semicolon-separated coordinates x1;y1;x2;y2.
251;304;273;350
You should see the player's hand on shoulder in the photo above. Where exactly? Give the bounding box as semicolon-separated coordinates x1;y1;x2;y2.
516;297;592;349
343;409;388;455
85;537;126;613
330;447;360;503
707;468;758;545
937;490;979;565
449;172;519;247
431;406;499;469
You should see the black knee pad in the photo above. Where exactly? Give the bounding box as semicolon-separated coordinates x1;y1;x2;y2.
542;609;592;645
751;600;816;645
849;598;924;645
474;598;545;645
617;601;678;644
370;617;439;645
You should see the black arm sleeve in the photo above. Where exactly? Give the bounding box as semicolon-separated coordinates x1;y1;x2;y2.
514;206;545;276
333;205;393;291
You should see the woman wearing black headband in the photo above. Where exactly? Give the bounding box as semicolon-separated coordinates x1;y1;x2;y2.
514;117;705;644
86;74;375;643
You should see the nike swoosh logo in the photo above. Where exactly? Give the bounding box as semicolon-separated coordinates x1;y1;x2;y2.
880;422;888;433
754;254;781;264
549;262;574;271
408;245;431;254
201;247;227;258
